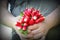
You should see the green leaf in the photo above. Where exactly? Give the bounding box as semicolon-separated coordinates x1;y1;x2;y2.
20;12;23;17
19;29;23;33
19;29;28;35
23;30;28;35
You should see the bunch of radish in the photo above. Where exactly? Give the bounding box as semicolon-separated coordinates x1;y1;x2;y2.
16;8;45;35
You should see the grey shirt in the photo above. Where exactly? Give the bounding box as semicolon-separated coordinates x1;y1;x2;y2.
11;0;59;17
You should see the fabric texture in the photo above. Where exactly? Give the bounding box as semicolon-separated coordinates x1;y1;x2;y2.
9;0;59;17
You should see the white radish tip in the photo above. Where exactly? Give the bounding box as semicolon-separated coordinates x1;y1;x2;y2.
24;23;26;25
23;28;25;30
33;16;37;20
24;18;27;22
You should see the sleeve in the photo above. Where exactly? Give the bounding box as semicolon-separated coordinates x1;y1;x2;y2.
25;0;59;17
39;0;59;16
8;0;16;12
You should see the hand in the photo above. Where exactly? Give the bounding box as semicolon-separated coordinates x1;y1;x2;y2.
13;16;32;40
27;21;49;40
13;16;49;40
27;7;59;40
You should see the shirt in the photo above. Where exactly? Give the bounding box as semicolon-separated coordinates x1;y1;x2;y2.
9;0;59;17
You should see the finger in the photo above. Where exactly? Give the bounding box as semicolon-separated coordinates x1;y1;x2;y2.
31;25;45;35
31;28;40;35
28;24;39;31
27;33;33;38
40;36;45;40
33;32;44;39
27;28;40;39
28;29;31;34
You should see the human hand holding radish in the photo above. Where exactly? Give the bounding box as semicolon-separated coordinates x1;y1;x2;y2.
15;8;45;40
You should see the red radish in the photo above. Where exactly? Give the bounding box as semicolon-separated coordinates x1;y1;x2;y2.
35;13;41;18
24;16;30;23
40;15;44;18
24;23;28;27
19;19;23;23
20;16;25;23
27;9;32;16
16;22;21;26
31;8;35;12
23;11;27;16
23;26;27;30
16;22;23;29
35;10;39;14
31;10;37;16
35;18;40;23
23;9;31;17
35;17;45;23
39;17;45;22
27;8;32;13
29;19;35;25
19;26;23;29
32;16;37;20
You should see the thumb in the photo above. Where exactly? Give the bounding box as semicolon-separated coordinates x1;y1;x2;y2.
28;24;39;31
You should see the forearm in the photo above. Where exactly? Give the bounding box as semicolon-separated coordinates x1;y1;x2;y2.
44;7;59;33
1;1;16;28
1;8;16;27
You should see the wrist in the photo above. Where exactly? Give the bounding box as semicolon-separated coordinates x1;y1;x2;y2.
41;17;51;35
12;17;18;28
